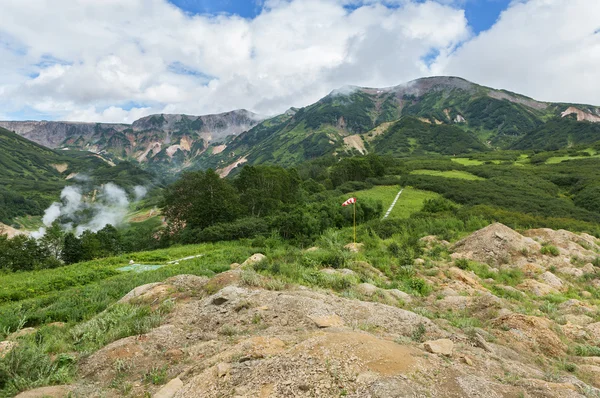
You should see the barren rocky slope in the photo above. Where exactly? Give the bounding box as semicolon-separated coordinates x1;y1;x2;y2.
5;223;600;397
0;110;262;173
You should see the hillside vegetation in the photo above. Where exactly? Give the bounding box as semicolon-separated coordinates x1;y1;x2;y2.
0;127;157;226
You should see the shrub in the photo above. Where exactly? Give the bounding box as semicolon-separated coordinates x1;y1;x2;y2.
454;258;470;270
573;344;600;357
540;244;560;257
411;323;426;342
0;340;74;395
70;303;168;354
405;278;431;296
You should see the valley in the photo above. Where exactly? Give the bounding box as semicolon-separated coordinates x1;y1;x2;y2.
1;76;600;398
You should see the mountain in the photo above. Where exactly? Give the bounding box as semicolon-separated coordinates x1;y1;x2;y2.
0;126;153;225
0;109;262;174
3;77;600;178
192;76;600;175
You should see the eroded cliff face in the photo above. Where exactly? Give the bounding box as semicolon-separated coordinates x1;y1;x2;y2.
0;110;263;172
561;106;600;123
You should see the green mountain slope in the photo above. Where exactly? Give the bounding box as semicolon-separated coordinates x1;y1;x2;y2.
370;117;488;156
510;118;600;151
0;127;154;224
192;77;600;175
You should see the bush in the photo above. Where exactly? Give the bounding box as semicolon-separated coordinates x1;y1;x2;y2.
197;217;269;242
541;244;560;256
454;258;470;270
405;278;431;296
301;249;348;269
573;344;600;357
0;340;74;395
70;303;168;354
337;181;373;193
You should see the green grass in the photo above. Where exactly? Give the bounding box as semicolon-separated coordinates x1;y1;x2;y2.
0;242;254;336
545;153;600;164
410;169;485;181
348;186;441;219
451;157;503;166
12;216;43;230
0;242;242;305
450;158;484;166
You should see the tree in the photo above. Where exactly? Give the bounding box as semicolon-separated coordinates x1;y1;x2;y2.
162;169;241;230
96;224;122;257
234;165;300;217
80;230;101;261
62;233;83;264
40;221;64;260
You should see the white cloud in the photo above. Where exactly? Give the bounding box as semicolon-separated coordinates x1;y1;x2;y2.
0;0;469;122
436;0;600;105
1;0;598;124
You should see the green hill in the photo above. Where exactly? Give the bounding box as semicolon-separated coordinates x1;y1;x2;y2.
0;127;154;225
192;77;600;175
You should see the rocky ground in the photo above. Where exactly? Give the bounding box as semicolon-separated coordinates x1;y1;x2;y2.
8;223;600;397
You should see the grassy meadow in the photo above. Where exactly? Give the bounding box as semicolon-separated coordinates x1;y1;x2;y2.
348;186;441;219
409;169;485;181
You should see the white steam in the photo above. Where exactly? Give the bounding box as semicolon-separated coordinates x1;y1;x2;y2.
134;186;148;201
32;183;149;238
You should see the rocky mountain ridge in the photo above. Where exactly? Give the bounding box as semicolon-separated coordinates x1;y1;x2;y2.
195;76;600;175
0;110;262;173
2;77;600;177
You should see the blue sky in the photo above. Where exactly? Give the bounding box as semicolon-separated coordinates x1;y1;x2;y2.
169;0;513;34
169;0;262;19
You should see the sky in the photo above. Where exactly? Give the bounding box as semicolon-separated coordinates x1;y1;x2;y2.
0;0;599;123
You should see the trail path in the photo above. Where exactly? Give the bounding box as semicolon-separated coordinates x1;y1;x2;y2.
383;189;403;219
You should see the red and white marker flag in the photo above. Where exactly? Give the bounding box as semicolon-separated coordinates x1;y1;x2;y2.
342;197;357;206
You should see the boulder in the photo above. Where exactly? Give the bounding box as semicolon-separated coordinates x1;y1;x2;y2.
8;327;36;340
344;242;364;253
338;268;356;276
319;268;338;275
165;274;208;291
353;261;387;280
118;282;164;303
423;339;454;356
447;267;484;290
386;289;412;303
563;314;594;326
215;362;232;378
583;263;597;274
229;262;241;270
558;267;585;278
0;341;16;358
558;299;595;314
516;279;559;297
241;253;267;268
14;386;73;398
539;271;564;290
586;322;600;341
356;283;379;297
437;296;470;311
153;378;184;398
309;314;344;328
